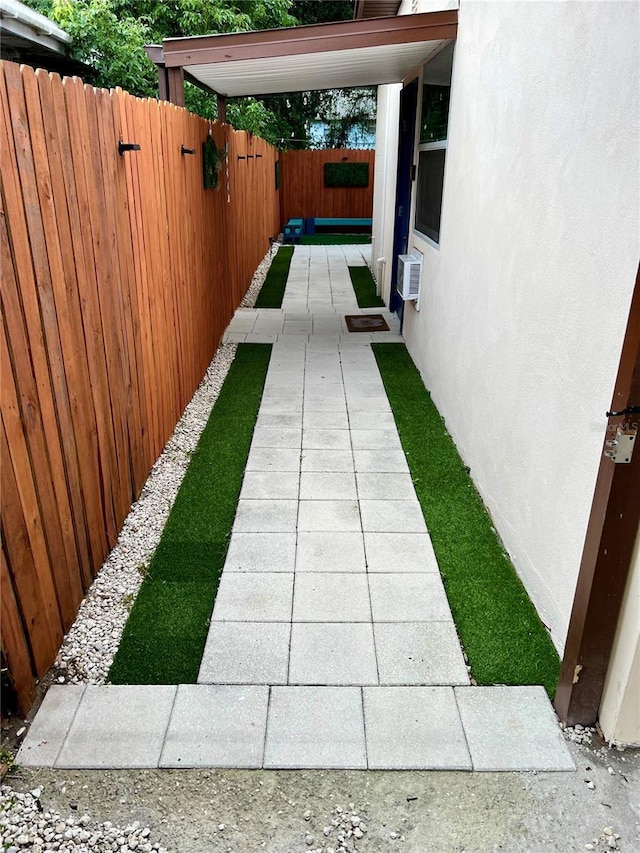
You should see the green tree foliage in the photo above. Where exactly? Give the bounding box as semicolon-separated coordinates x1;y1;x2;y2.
23;0;372;148
27;0;156;95
321;88;376;148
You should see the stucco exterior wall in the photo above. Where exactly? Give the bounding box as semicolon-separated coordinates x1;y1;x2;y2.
400;0;639;651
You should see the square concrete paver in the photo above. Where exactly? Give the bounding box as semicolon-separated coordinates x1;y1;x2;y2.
259;396;303;415
374;623;469;685
350;429;402;451
160;685;268;768
289;623;378;685
198;622;291;684
17;685;86;767
364;687;472;770
264;687;366;769
211;573;293;622
256;412;302;429
354;450;409;473
364;532;439;573
224;533;296;572
356;473;416;501
304;394;347;413
55;686;176;768
299;472;357;500
369;574;452;621
233;499;298;533
240;471;299;500
349;411;397;430
455;686;575;771
298;500;361;532
296;532;366;573
360;500;427;533
303;410;349;430
302;429;351;450
246;447;300;472
346;397;392;414
301;449;354;472
293;574;371;622
251;427;302;448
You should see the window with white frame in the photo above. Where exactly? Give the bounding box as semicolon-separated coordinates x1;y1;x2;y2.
414;77;451;245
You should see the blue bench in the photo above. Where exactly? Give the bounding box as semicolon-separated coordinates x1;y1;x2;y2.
283;216;373;241
306;217;372;235
283;218;304;243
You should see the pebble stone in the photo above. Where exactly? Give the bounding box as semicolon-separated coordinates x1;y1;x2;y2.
563;724;596;745
302;804;369;852
0;786;164;852
48;241;280;688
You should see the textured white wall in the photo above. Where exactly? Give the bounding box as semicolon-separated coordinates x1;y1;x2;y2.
402;0;640;651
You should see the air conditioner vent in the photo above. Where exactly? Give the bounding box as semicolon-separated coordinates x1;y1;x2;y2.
397;254;422;301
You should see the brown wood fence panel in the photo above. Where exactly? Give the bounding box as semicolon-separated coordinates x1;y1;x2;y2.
279;149;375;225
0;60;279;712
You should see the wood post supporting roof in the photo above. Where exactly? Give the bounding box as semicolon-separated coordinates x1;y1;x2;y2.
555;264;640;725
167;66;185;107
217;95;227;124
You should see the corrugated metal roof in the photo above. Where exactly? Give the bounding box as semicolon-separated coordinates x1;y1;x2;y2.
187;40;447;97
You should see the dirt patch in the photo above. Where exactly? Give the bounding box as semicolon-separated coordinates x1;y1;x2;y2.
3;737;638;852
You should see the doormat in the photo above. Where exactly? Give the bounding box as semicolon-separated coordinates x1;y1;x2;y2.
345;314;390;333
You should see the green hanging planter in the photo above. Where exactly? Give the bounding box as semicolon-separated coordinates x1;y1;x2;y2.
202;136;227;189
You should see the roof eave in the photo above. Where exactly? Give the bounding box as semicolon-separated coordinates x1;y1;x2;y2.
160;11;457;69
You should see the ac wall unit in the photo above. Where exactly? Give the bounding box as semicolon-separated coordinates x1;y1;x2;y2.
397;253;422;301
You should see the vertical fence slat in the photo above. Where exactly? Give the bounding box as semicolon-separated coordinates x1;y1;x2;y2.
1;546;36;709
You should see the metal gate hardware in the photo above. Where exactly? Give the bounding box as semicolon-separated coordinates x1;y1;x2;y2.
604;426;637;464
606;405;640;417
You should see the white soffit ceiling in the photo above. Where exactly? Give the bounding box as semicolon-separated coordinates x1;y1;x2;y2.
185;40;447;97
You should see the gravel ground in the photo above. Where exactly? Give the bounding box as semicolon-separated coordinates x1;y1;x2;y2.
1;734;638;853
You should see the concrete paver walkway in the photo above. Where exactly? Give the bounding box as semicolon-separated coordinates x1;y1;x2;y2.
18;246;574;772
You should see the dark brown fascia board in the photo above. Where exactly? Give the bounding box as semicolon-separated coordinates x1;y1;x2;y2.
145;44;165;64
161;11;457;68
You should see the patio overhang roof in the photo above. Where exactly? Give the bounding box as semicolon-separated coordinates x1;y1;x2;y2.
153;11;457;99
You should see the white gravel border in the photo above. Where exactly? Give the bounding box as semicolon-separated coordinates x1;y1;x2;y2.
51;243;279;686
0;786;165;853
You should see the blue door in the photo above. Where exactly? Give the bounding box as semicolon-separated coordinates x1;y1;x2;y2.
390;78;419;321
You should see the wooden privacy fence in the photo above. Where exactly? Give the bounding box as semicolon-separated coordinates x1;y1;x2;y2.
0;60;279;712
279;149;375;225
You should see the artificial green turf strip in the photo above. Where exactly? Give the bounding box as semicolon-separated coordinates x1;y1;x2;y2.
348;265;385;308
372;344;561;698
254;245;294;308
108;343;272;684
300;234;371;245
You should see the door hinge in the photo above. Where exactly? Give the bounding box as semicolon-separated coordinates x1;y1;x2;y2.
411;164;417;181
604;426;637;464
